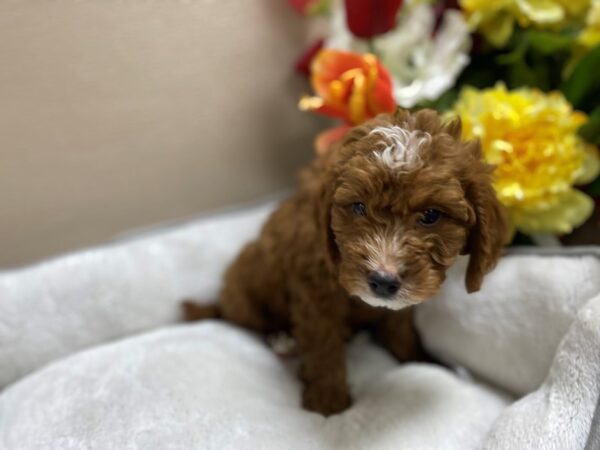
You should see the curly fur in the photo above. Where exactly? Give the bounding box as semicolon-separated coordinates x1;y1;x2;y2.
183;109;507;416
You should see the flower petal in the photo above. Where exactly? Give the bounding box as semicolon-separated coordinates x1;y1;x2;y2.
302;49;396;124
516;0;565;23
344;0;404;38
576;145;600;185
480;12;515;47
295;39;325;77
511;189;595;234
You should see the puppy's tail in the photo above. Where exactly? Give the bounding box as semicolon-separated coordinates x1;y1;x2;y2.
181;300;221;322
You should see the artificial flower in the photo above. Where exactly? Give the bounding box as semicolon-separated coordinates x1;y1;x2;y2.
452;84;600;234
295;39;325;76
579;0;600;48
343;0;404;38
327;1;471;107
556;0;591;18
432;0;462;31
299;49;396;124
459;0;591;47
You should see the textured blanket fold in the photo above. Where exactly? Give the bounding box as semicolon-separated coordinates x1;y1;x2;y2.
1;201;599;449
0;324;509;450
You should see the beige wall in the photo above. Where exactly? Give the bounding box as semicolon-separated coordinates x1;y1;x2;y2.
0;0;323;268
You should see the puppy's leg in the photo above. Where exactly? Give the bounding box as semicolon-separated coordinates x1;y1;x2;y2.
183;240;276;332
182;284;270;331
374;308;429;362
181;301;221;321
218;283;271;332
292;294;351;416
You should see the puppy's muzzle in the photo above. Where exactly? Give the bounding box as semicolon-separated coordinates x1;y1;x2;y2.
367;270;401;298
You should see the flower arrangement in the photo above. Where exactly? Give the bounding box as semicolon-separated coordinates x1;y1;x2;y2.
290;0;600;242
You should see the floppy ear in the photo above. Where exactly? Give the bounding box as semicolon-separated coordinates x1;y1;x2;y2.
314;123;369;272
463;143;508;293
313;137;348;273
318;177;340;272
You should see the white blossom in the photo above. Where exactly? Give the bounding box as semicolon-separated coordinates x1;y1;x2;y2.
326;1;471;108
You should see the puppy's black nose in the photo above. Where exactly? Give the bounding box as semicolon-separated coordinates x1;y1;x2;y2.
367;271;400;298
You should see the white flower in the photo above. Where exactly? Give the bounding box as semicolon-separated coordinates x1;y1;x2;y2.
326;1;472;108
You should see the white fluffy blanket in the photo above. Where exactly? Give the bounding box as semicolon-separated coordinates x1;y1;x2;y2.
1;202;599;450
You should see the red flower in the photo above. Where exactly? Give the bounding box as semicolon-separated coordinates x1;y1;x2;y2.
344;0;403;38
299;49;396;124
295;39;325;77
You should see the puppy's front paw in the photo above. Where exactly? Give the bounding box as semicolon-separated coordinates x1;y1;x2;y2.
302;384;352;416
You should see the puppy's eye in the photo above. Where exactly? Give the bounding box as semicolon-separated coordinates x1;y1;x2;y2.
419;208;441;226
351;202;367;217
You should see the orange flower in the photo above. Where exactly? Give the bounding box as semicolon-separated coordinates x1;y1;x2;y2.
299;49;396;124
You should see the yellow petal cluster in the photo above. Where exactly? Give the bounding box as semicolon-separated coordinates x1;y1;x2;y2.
459;0;590;47
453;84;600;234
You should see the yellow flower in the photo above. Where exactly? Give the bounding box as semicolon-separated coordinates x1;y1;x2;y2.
556;0;591;17
579;0;600;48
452;84;600;234
459;0;590;47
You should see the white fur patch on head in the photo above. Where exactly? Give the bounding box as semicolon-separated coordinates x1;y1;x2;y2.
370;125;432;170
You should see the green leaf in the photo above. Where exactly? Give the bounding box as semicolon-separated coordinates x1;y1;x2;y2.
460;65;501;88
508;60;539;88
530;53;552;90
509;232;536;246
579;107;600;145
496;34;528;65
307;0;331;15
561;44;600;108
415;89;459;112
586;176;600;197
433;89;459;112
528;30;575;54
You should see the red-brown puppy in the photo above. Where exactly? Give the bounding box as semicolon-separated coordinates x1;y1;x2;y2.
184;109;506;415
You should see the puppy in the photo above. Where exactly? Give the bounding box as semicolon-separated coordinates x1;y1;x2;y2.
183;109;506;415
